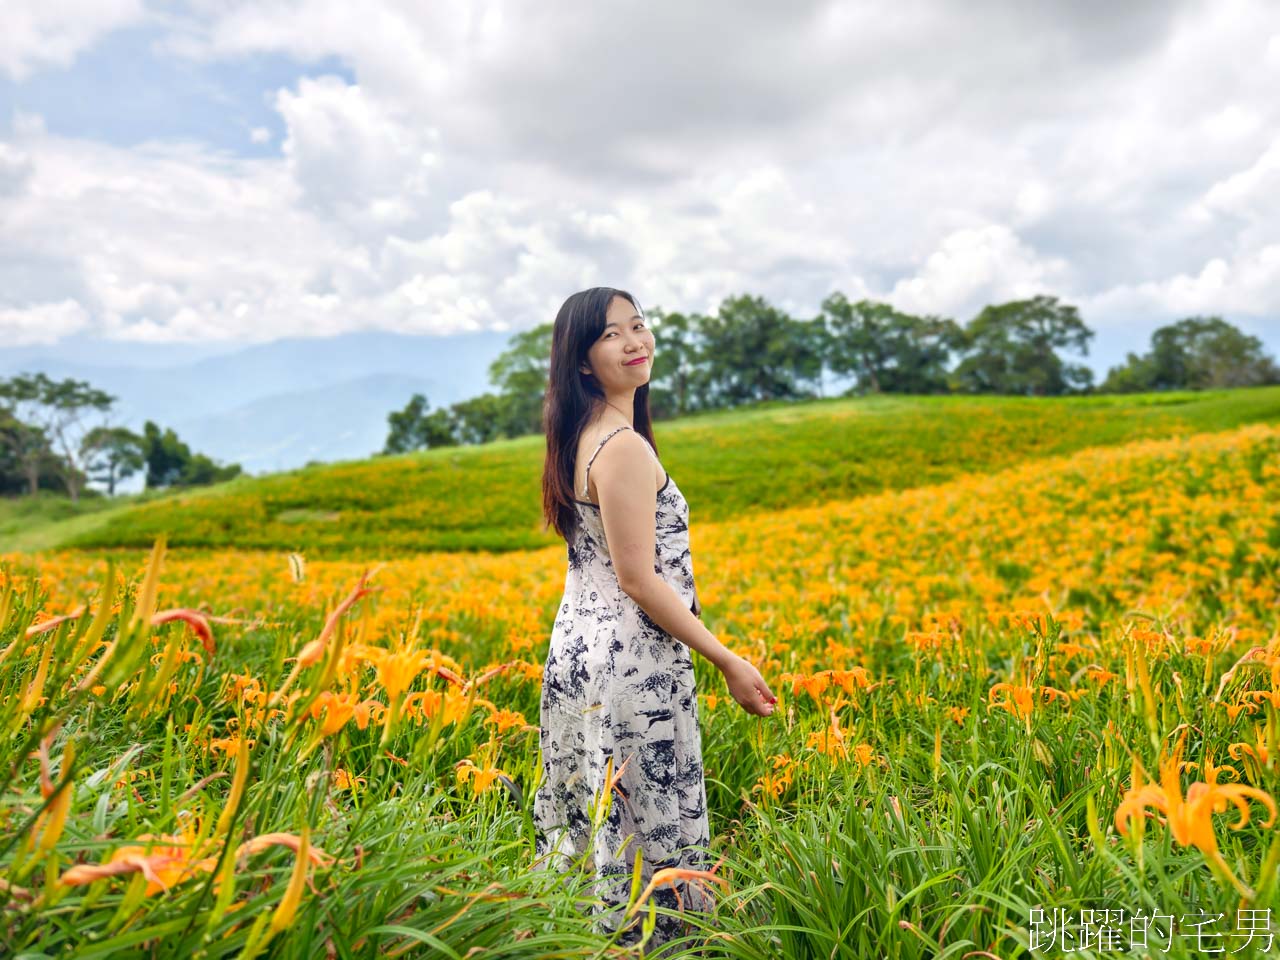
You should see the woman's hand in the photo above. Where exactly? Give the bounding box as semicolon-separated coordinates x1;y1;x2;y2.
720;654;777;717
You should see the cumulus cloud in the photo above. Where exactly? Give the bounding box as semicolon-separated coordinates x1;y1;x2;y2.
0;0;147;81
1088;245;1280;319
273;75;441;230
0;299;91;345
0;106;610;344
1196;137;1280;223
890;225;1072;319
0;142;35;195
0;0;1278;360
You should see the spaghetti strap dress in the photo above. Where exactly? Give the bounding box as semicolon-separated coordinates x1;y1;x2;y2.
533;424;712;952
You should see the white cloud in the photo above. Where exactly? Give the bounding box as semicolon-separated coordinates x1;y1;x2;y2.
1;0;1278;364
1199;104;1262;142
0;143;35;196
1088;245;1280;318
0;299;91;345
1197;137;1280;221
889;225;1072;319
273;75;440;231
0;0;146;81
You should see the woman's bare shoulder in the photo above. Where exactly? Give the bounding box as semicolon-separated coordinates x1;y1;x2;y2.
580;424;662;501
586;424;649;469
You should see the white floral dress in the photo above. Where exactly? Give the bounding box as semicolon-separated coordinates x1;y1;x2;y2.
533;425;712;950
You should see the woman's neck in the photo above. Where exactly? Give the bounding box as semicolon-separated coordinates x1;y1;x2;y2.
594;398;633;429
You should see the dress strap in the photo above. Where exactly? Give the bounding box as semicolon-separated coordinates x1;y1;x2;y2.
583;426;632;496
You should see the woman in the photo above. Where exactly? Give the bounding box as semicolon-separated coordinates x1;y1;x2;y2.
533;287;777;952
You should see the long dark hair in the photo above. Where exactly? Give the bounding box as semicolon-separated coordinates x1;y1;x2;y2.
541;287;658;546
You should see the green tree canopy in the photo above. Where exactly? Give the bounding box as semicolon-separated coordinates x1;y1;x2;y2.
0;406;59;496
0;372;116;500
951;295;1095;396
488;323;553;438
449;392;508;445
696;294;824;407
383;393;458;454
646;307;706;418
141;421;241;489
819;294;964;395
1101;316;1280;391
81;426;147;497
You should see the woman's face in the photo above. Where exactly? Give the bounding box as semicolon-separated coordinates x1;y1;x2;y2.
580;295;655;393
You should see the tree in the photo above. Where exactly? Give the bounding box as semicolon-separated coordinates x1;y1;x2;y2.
645;307;706;418
449;393;507;445
488;322;553;438
1097;352;1159;393
140;421;241;489
951;295;1095;395
179;452;243;486
818;294;963;395
383;393;457;453
696;294;824;407
142;421;188;488
0;372;115;500
1102;316;1280;391
81;426;146;496
0;402;55;496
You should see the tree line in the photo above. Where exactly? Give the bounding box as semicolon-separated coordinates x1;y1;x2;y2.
0;372;241;500
3;292;1274;499
382;293;1279;453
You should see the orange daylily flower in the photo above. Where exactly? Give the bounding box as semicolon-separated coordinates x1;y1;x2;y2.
752;754;795;799
332;768;367;791
625;858;729;920
373;648;430;702
150;608;216;657
1245;662;1280;710
1115;733;1277;896
1228;725;1273;777
307;690;382;736
485;707;531;733
455;759;508;795
987;682;1071;720
24;606;87;638
338;698;382;731
806;727;847;759
31;735;75;853
60;822;334;896
294;570;378;668
59;817;219;895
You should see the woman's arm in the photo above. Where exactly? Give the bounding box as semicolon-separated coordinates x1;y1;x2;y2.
591;431;777;717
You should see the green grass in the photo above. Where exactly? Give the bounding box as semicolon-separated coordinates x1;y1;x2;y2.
7;386;1280;557
0;489;141;552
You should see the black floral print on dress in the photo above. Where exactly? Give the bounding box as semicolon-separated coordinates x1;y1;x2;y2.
533;425;711;952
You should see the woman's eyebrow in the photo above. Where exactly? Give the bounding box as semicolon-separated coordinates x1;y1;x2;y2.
603;315;644;328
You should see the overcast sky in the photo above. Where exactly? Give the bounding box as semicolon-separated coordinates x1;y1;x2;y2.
2;0;1278;378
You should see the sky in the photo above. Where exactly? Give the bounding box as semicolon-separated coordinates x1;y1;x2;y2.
2;0;1278;381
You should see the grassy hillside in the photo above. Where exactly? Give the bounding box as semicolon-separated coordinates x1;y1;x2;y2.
7;385;1280;556
3;418;1279;955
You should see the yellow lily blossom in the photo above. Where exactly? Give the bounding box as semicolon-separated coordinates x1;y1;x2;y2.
1115;733;1277;897
987;682;1071;720
455;758;508;795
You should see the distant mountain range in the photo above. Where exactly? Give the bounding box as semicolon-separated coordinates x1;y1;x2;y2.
1;330;514;492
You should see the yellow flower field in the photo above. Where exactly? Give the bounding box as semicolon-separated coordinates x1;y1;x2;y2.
2;420;1279;957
